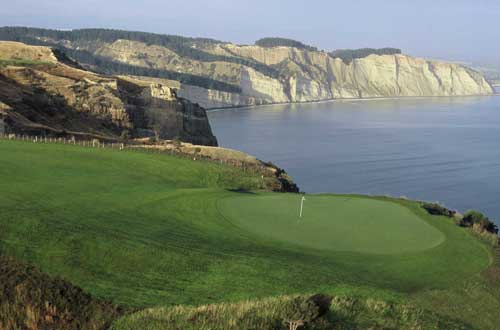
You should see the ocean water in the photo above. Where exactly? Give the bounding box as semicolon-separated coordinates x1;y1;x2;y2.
208;91;500;224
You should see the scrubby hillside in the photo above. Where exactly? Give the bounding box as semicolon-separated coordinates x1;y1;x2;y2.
0;27;493;108
0;256;123;330
111;294;472;330
0;41;217;145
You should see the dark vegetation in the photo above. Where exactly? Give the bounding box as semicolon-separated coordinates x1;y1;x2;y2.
0;27;281;86
51;48;85;69
255;37;319;51
0;256;124;330
421;202;456;218
422;202;499;237
459;210;499;234
284;294;332;329
329;48;402;64
263;161;300;193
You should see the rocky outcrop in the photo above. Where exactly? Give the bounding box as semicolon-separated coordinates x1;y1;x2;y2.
117;77;217;145
0;41;217;145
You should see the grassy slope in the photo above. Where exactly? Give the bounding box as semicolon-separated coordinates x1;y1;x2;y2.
0;140;499;329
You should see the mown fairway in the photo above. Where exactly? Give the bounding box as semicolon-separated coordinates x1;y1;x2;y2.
0;140;492;314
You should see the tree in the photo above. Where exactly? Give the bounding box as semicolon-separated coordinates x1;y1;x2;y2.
255;37;318;51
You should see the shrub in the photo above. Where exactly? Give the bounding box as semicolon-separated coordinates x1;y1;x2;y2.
284;294;332;329
421;202;455;217
460;210;498;234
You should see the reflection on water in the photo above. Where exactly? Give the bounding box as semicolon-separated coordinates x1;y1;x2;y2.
208;95;500;225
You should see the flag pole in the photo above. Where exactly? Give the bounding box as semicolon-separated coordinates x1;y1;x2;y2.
299;196;306;218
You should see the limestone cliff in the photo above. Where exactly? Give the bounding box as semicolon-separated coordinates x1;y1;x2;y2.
0;28;493;109
189;44;494;107
0;41;217;145
73;40;497;108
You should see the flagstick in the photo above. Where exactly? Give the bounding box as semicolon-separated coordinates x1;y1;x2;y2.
299;196;306;218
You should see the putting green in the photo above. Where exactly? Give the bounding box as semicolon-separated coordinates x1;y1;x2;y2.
218;194;445;254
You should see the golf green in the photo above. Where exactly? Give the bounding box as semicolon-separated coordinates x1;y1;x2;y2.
218;194;445;254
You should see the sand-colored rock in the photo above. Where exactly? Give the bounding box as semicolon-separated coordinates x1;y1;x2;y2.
89;40;493;108
0;42;217;145
6;35;493;109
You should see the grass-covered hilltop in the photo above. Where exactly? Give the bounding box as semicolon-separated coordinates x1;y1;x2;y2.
0;139;499;330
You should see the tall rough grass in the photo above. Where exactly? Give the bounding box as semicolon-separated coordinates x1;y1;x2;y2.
111;294;471;330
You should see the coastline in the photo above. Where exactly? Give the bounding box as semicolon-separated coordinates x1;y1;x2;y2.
206;93;499;112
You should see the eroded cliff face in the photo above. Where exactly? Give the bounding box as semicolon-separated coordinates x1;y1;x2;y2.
201;44;494;106
0;42;217;145
78;40;493;108
2;30;493;109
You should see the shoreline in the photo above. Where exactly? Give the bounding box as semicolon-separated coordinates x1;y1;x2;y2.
206;93;500;112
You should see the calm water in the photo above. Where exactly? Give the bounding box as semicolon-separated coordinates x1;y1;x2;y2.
208;91;500;224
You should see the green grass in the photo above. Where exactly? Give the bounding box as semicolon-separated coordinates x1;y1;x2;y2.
218;194;444;254
0;140;498;329
0;59;54;67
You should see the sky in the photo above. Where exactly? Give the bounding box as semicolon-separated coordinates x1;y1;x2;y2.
1;0;499;66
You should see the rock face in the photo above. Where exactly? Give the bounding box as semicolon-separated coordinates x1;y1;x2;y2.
0;28;493;109
0;42;217;145
197;44;494;107
95;42;495;108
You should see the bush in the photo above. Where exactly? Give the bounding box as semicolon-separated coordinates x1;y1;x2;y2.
284;294;332;329
460;210;498;234
421;202;455;217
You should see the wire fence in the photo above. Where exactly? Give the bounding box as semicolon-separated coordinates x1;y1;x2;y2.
0;133;271;177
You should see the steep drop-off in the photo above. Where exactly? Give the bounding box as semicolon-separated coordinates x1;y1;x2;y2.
0;41;217;145
0;28;492;109
146;43;495;108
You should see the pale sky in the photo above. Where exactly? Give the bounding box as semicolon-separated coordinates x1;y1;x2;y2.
2;0;499;65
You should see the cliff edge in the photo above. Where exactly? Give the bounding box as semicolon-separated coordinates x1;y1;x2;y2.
0;41;217;145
